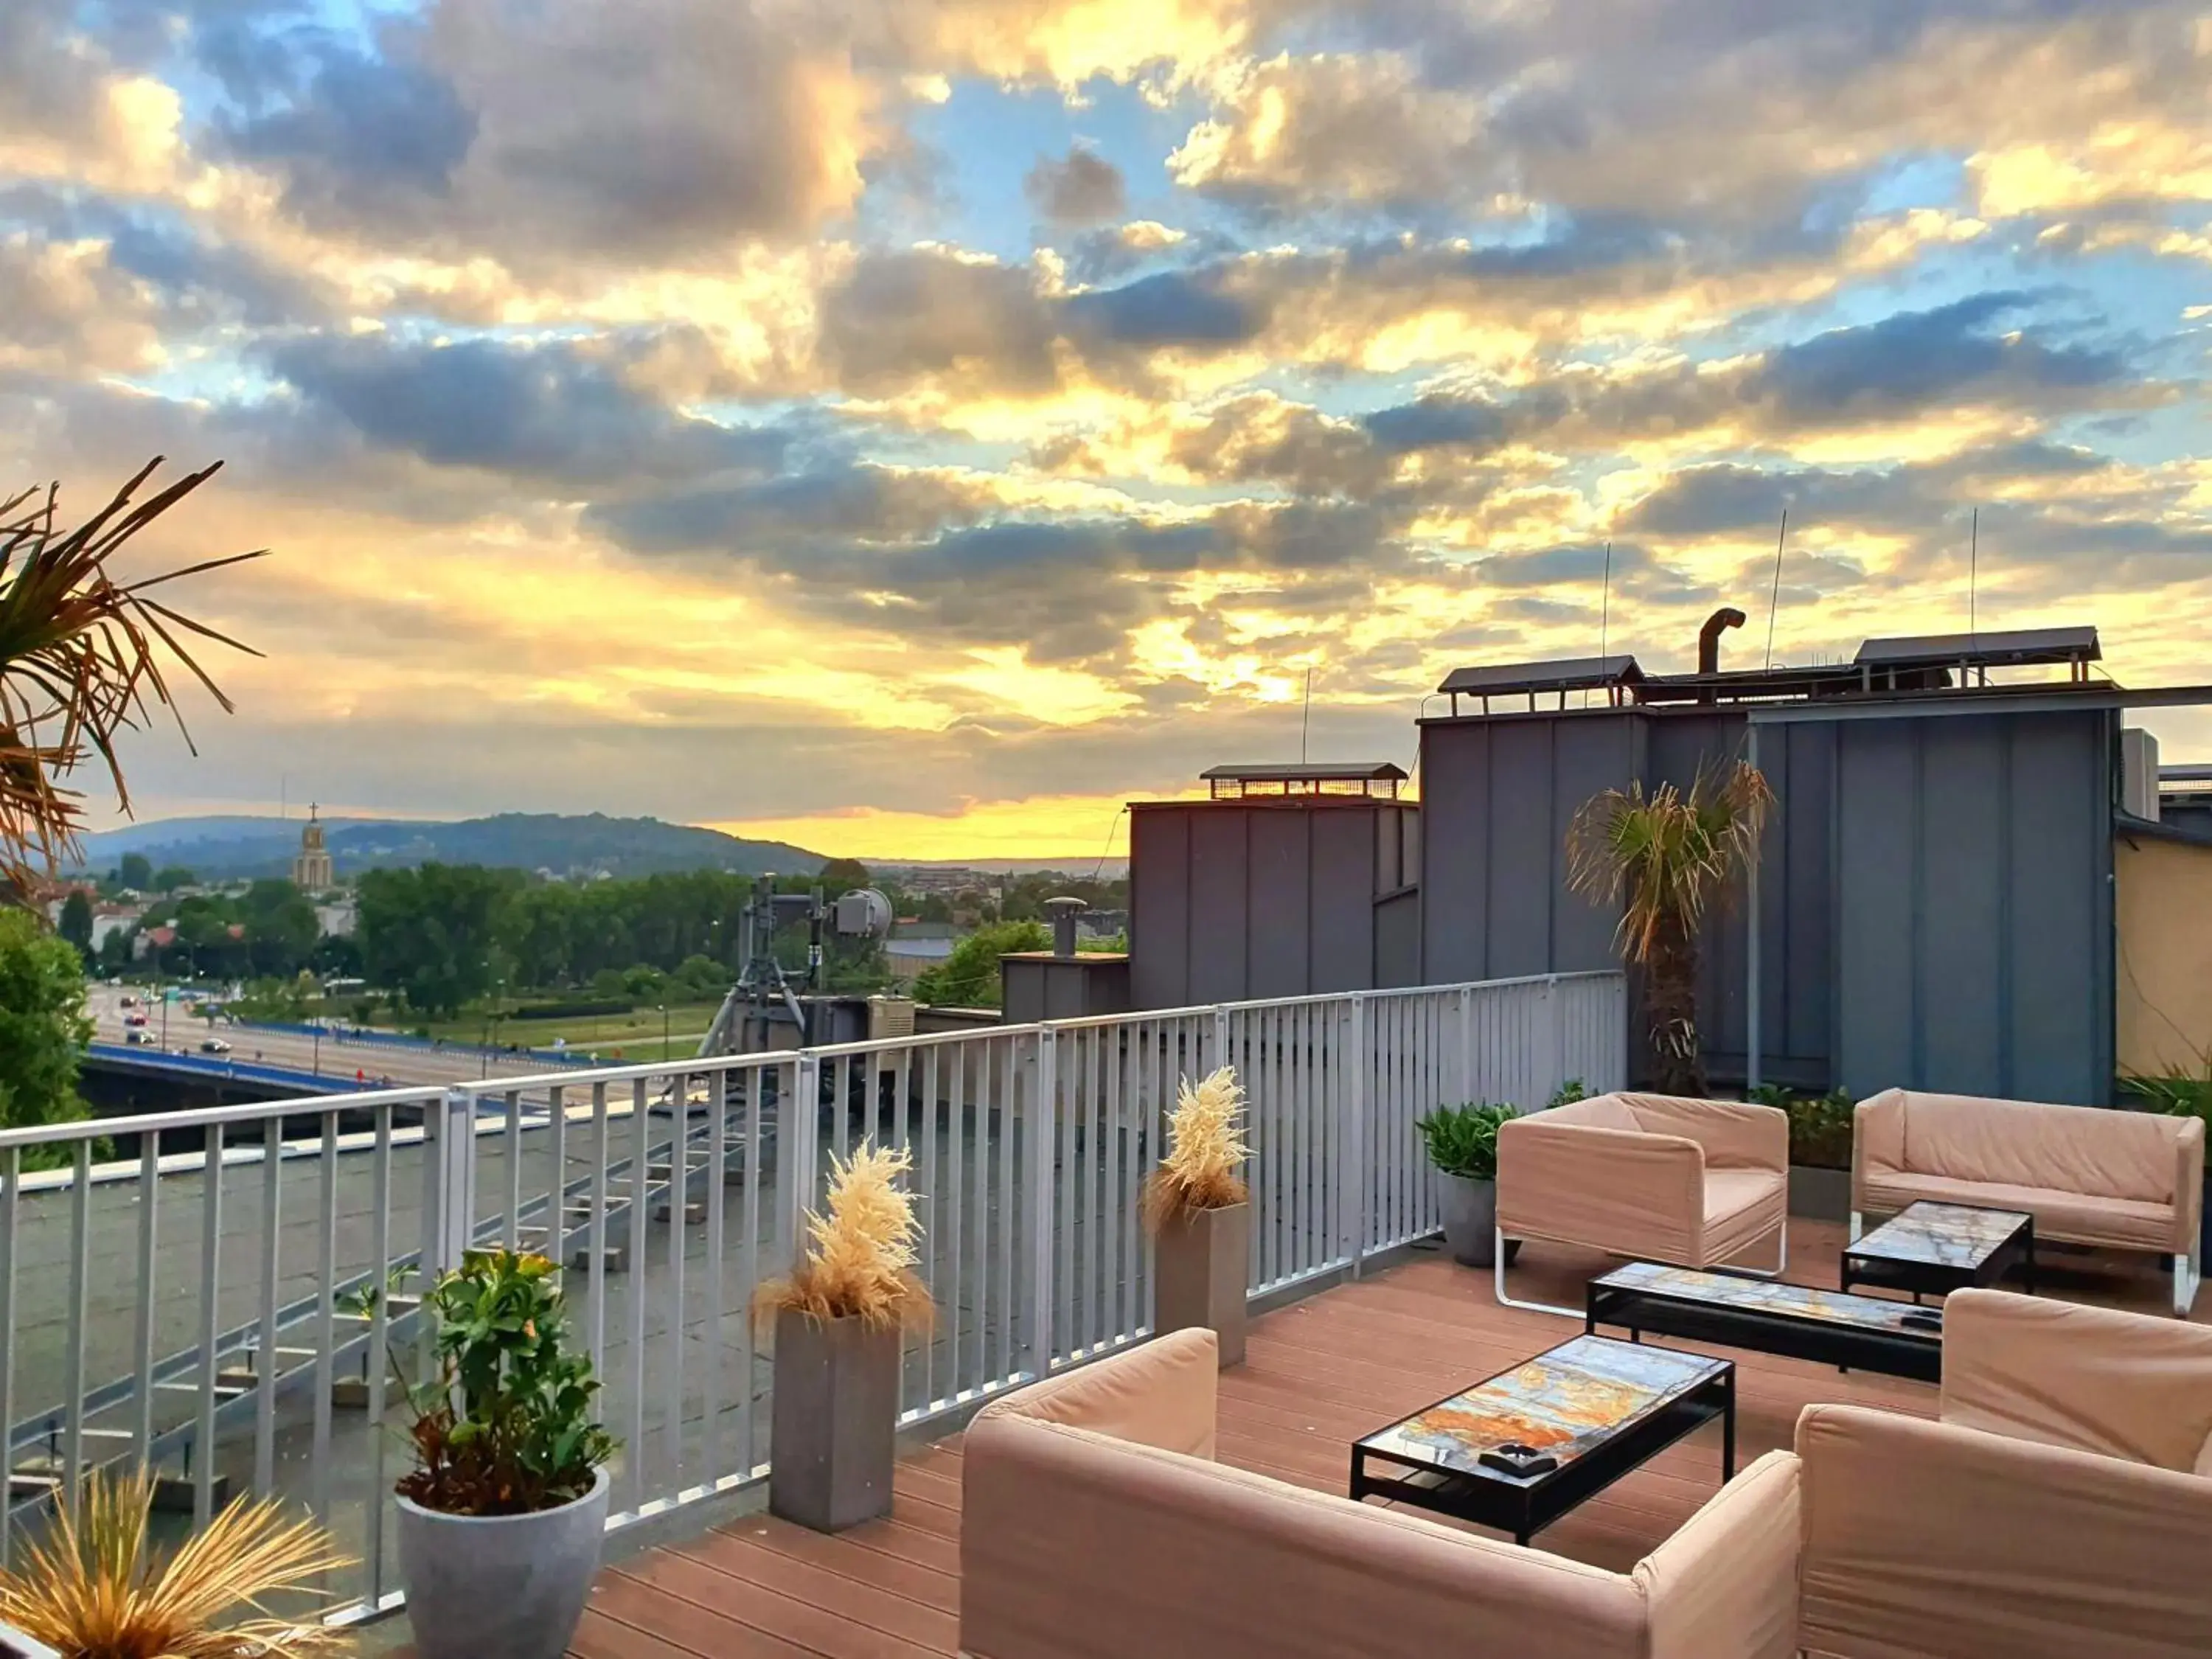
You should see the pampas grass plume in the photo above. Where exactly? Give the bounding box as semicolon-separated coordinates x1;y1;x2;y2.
757;1139;936;1332
1142;1065;1250;1231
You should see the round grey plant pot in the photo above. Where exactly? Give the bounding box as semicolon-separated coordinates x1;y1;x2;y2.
1437;1173;1500;1267
397;1467;610;1659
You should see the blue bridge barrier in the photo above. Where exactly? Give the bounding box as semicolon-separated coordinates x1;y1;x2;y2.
87;1043;351;1095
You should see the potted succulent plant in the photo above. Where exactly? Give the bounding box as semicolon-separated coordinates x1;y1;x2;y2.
1416;1102;1518;1267
1143;1066;1251;1366
0;1467;349;1659
389;1248;615;1659
758;1141;935;1533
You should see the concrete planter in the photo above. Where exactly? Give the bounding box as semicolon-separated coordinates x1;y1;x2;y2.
1436;1172;1500;1265
1789;1164;1853;1222
397;1467;608;1659
0;1623;59;1659
1155;1202;1248;1366
769;1307;901;1531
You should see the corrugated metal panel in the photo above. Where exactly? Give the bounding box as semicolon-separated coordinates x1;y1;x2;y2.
1419;720;1495;984
1374;890;1421;987
1832;709;2112;1104
1187;809;1250;1004
1128;807;1189;1009
1310;808;1377;993
1246;810;1311;1000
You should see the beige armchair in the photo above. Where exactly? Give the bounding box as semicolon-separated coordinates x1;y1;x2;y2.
1797;1291;2212;1657
1493;1093;1790;1316
1852;1088;2203;1314
961;1329;1803;1659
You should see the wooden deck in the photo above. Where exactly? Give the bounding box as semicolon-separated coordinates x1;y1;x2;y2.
531;1217;2195;1659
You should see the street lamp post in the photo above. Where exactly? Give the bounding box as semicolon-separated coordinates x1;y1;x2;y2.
658;1003;669;1060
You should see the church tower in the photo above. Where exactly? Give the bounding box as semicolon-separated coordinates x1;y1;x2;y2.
293;804;335;891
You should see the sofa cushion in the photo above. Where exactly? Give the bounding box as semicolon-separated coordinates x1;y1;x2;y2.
1860;1170;2180;1253
1701;1169;1787;1264
1887;1093;2177;1203
975;1328;1219;1458
1540;1094;1644;1133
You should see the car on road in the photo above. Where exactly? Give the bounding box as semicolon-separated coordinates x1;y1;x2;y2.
199;1037;233;1055
124;1012;148;1027
119;994;138;1008
125;1029;157;1046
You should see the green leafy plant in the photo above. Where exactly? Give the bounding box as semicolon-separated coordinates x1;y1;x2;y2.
1545;1078;1589;1109
394;1248;614;1517
1566;760;1773;1095
1746;1083;1855;1169
1414;1102;1518;1183
2121;1054;2212;1129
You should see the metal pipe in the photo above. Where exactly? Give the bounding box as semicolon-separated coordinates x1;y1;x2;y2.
1699;606;1747;675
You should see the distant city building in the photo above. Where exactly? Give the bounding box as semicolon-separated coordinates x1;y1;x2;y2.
293;804;335;891
315;897;358;938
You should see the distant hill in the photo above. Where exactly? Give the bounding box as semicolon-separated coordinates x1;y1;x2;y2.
74;813;826;881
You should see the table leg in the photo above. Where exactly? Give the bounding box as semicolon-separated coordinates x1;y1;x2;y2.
1722;1368;1736;1482
2024;1220;2038;1295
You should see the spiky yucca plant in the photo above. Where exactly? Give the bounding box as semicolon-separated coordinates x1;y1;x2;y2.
1142;1066;1250;1231
0;1468;352;1658
0;459;264;892
758;1141;935;1330
1565;759;1773;1095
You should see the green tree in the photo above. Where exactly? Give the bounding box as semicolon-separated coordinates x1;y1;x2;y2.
152;864;196;892
240;878;318;975
818;858;871;895
0;908;95;1162
1566;760;1773;1096
58;888;94;956
357;863;521;1018
118;852;153;891
912;920;1050;1009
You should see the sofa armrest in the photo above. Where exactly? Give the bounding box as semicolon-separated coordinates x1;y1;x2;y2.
1798;1402;2212;1659
1497;1117;1704;1264
974;1328;1218;1458
961;1416;1646;1659
1637;1450;1800;1659
1939;1289;2212;1472
1621;1094;1788;1172
1851;1089;1906;1211
2175;1116;2205;1257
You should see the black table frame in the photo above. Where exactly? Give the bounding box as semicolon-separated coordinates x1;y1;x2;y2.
1348;1346;1734;1547
1840;1204;2036;1301
1585;1270;1943;1383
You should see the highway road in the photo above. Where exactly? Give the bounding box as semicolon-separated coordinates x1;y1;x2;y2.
85;983;563;1091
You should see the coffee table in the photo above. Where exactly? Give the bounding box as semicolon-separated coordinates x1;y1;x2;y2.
1586;1261;1944;1382
1348;1334;1733;1546
1841;1200;2034;1300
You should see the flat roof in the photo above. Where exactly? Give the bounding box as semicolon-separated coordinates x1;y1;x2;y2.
1200;762;1408;782
2160;765;2212;784
1437;656;1642;696
1854;625;2100;669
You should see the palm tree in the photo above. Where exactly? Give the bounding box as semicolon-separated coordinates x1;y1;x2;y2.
0;459;263;894
1565;759;1773;1095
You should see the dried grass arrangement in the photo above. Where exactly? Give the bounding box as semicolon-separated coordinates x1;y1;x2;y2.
0;1467;352;1658
757;1141;936;1331
1142;1065;1251;1231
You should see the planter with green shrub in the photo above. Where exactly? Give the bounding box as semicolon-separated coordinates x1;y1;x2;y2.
1415;1102;1518;1267
388;1248;616;1659
2121;1062;2212;1268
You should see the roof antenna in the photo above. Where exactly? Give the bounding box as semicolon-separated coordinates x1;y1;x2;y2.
1762;509;1787;670
1596;540;1613;708
1301;665;1314;762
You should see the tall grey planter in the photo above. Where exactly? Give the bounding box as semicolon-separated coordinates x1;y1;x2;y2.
1437;1173;1499;1266
770;1307;902;1531
1155;1202;1249;1366
397;1467;608;1659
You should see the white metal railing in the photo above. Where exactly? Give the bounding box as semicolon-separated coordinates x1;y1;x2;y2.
0;970;1622;1618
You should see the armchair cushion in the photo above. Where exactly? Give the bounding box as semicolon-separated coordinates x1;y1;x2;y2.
1940;1290;2212;1474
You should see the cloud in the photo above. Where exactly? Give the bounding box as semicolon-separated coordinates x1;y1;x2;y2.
818;248;1061;397
1024;146;1127;225
263;333;792;484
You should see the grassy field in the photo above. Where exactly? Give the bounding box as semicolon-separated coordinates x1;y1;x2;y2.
353;1000;725;1059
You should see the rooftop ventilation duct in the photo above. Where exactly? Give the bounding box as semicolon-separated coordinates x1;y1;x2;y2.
1698;607;1747;675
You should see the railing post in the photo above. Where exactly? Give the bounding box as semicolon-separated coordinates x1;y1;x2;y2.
782;1054;821;1267
1022;1026;1058;1381
1547;975;1566;1101
1458;984;1475;1105
1346;994;1369;1276
420;1087;476;1276
1211;1005;1231;1075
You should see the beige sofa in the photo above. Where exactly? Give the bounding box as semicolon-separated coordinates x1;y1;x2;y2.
1798;1290;2212;1658
1852;1088;2204;1313
1494;1092;1790;1315
960;1328;1801;1659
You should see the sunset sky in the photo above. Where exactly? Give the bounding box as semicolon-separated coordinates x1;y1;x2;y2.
7;1;2211;858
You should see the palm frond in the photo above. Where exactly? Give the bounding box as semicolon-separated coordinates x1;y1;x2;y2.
1566;762;1773;965
0;458;264;891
